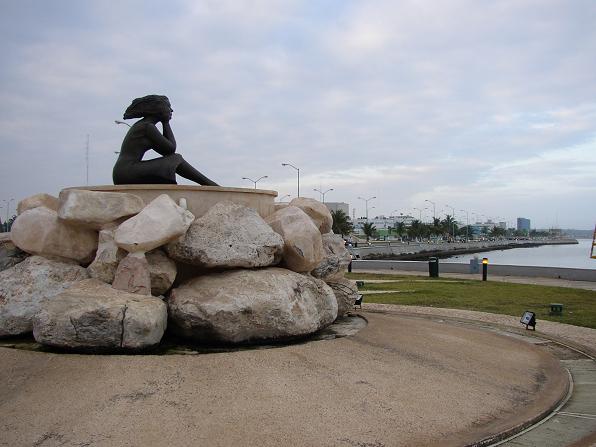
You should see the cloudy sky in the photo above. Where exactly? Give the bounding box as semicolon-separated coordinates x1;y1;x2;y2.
1;0;595;229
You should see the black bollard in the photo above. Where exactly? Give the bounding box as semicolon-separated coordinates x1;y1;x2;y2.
482;257;488;281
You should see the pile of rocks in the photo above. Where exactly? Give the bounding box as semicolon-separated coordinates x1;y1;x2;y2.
0;189;357;352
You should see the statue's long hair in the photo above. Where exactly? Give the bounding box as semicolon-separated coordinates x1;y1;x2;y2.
123;95;170;119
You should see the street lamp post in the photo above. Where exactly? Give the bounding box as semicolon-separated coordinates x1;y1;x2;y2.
412;207;423;221
278;194;292;202
242;175;268;189
3;198;15;231
425;199;436;220
114;120;131;128
357;196;376;220
313;188;333;203
460;209;469;242
281;163;300;197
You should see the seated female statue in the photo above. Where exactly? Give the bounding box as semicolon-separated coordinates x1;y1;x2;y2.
113;95;219;186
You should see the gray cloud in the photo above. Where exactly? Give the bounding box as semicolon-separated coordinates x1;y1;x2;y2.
1;0;595;228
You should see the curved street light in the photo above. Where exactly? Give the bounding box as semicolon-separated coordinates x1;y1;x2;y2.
357;196;376;220
424;199;436;220
242;175;268;189
281;163;300;197
412;207;423;221
313;188;333;203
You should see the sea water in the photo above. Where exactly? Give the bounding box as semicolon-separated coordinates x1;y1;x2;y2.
443;238;595;269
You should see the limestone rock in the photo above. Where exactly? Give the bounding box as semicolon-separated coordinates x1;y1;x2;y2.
311;233;353;280
0;256;89;337
58;189;145;230
166;201;283;269
33;279;167;351
272;202;289;213
0;240;29;272
265;206;324;273
168;267;338;343
11;207;98;264
289;197;333;234
87;229;126;283
17;193;59;214
114;194;194;253
146;250;177;296
325;277;359;317
112;252;151;296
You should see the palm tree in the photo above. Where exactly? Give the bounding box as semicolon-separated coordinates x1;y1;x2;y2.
393;221;406;241
331;209;353;237
362;222;377;241
407;219;424;241
441;214;458;240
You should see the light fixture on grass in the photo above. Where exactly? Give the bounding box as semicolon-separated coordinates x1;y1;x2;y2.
520;311;536;331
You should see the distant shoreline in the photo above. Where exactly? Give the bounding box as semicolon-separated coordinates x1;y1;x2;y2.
351;238;579;261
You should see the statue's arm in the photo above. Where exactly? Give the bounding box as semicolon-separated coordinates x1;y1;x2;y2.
146;122;176;156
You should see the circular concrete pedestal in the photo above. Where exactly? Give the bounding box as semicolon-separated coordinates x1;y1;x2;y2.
64;185;277;218
0;312;568;447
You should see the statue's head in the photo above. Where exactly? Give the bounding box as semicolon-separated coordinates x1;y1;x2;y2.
123;95;172;119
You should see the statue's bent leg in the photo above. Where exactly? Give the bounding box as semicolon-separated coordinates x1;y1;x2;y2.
176;155;219;186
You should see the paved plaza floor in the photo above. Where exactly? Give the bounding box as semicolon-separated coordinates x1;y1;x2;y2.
1;310;570;447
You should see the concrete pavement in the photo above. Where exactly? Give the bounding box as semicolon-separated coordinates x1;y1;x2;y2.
0;312;568;447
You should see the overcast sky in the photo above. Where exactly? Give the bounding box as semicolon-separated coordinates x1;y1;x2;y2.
1;0;595;229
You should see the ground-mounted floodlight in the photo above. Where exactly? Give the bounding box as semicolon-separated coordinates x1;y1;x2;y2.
520;311;536;331
482;257;488;281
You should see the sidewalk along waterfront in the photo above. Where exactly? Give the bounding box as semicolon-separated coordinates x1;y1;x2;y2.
351;259;596;282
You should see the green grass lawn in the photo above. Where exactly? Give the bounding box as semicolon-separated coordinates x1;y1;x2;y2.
346;272;596;329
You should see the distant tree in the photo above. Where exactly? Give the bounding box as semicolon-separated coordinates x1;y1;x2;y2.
407;219;424;240
458;225;473;239
430;217;442;237
490;227;506;238
331;209;353;237
393;222;406;240
3;215;16;232
362;222;377;241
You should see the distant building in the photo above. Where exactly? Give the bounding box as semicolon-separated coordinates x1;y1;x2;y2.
352;214;415;235
324;202;349;215
517;218;531;232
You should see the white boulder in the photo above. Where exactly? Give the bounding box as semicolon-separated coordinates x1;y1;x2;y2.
112;252;152;296
265;206;324;273
166;201;283;268
87;229;127;283
33;279;167;351
168;267;338;343
17;193;59;215
57;189;145;229
11;207;98;264
325;277;359;317
289;197;333;234
0;256;89;337
146;250;177;296
114;194;194;253
311;233;353;280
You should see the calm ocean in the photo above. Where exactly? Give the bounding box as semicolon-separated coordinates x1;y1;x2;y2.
443;238;595;270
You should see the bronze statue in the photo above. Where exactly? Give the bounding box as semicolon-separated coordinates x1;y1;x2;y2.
113;95;219;185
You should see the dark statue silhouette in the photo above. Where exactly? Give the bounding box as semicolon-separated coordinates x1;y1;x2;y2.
113;95;218;186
